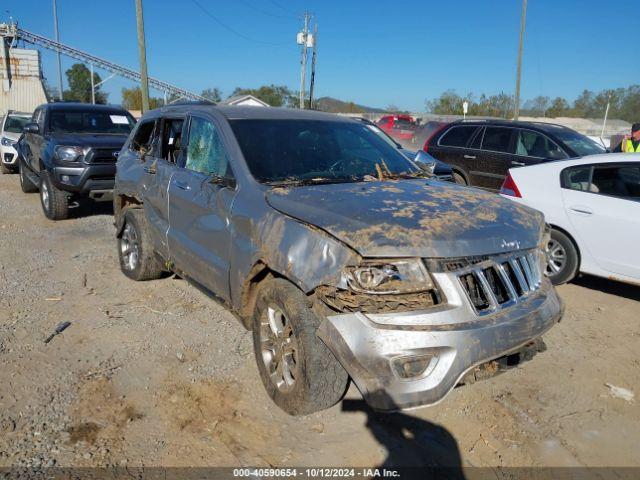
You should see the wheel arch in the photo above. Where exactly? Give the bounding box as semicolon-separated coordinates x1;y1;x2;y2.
548;223;582;271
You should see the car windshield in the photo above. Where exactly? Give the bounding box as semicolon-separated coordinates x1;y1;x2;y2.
4;115;31;133
362;122;400;148
49;110;135;134
230;119;423;184
552;128;606;156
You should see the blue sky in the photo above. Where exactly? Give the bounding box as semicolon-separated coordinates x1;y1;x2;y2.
7;0;638;111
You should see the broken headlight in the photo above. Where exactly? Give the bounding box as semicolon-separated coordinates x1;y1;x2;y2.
342;259;434;294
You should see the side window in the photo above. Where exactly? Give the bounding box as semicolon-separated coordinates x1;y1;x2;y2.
439;126;478;148
185;117;230;177
561;166;593;192
130;120;157;154
160;118;184;163
481;127;513;153
591;164;640;200
469;127;484;149
516;130;567;159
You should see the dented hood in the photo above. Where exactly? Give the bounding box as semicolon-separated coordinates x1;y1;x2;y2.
266;180;544;258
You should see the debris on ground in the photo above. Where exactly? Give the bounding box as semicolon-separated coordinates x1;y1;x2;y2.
44;321;72;344
605;383;634;402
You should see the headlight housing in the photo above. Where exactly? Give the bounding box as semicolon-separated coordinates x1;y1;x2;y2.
1;137;15;147
342;259;434;294
55;145;86;163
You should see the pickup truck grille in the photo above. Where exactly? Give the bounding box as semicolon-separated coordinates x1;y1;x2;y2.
85;148;120;163
457;251;542;315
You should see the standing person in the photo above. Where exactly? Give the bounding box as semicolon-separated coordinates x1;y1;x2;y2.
616;123;640;152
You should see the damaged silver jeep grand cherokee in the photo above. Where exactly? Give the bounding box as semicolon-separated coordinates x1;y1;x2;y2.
113;105;563;415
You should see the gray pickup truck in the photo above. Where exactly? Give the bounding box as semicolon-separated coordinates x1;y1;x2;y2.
113;104;563;415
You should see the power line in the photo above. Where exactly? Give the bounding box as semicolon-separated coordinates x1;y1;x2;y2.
235;0;298;20
267;0;299;16
190;0;290;46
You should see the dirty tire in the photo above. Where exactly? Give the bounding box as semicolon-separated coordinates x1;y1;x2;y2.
1;163;12;174
252;278;349;415
118;209;164;281
19;159;38;193
40;171;69;220
453;171;467;185
546;229;579;285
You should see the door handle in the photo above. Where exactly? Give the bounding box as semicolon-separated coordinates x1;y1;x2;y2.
174;181;190;191
569;206;593;215
463;154;476;159
511;161;526;166
143;165;156;174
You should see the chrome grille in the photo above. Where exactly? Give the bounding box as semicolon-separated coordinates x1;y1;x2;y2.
457;251;542;315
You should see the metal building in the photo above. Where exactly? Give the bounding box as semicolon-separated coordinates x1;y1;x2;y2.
1;46;48;115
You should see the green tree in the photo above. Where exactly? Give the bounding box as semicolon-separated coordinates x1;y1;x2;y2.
426;90;465;115
62;63;108;104
546;97;571;117
231;84;297;107
522;96;551;116
201;87;222;103
572;89;596;117
121;86;163;110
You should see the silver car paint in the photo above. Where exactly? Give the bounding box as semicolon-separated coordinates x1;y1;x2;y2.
114;105;561;411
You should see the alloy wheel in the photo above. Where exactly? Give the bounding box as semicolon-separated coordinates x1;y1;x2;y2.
120;223;140;271
41;180;50;211
545;238;566;276
260;306;299;392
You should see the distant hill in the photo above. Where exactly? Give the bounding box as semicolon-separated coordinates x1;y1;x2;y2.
314;96;387;114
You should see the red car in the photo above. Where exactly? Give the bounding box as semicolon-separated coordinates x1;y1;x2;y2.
376;114;416;142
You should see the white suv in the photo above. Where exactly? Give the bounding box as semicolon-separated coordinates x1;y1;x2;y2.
1;111;31;174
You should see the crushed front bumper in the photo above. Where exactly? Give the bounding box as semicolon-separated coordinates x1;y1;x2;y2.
317;277;563;411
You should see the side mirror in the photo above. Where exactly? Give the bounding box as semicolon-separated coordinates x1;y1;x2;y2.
210;174;236;189
414;150;437;174
23;122;39;134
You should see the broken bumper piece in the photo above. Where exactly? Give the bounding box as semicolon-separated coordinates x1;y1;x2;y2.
317;279;563;411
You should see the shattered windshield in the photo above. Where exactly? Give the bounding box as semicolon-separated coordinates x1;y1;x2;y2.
229;119;423;184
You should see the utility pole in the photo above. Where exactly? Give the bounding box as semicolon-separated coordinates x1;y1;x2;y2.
52;0;64;100
298;12;310;109
90;64;95;104
513;0;527;120
134;0;150;113
601;93;611;138
308;21;318;109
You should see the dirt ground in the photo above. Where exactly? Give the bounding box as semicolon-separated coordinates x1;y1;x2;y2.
0;171;638;471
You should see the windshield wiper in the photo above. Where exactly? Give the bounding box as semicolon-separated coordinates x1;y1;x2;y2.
267;177;360;187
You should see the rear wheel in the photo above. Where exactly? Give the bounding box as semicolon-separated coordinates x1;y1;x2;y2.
252;278;349;415
40;171;69;220
118;209;164;281
19;159;38;193
453;171;467;185
545;229;579;285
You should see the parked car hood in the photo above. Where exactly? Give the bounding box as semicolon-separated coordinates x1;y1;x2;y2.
266;180;544;258
2;131;21;142
49;133;129;149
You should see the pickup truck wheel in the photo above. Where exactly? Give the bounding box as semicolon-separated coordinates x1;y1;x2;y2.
40;171;69;220
545;229;579;285
252;278;349;415
19;160;38;193
118;209;164;281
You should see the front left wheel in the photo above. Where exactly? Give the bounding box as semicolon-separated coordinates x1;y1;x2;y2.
118;209;165;281
252;278;349;415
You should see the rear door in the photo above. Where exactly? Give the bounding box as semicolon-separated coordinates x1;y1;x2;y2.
167;114;236;300
561;162;640;279
140;116;184;258
471;126;515;190
428;124;481;183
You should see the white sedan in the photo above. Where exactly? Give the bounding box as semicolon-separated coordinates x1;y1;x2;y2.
500;153;640;285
